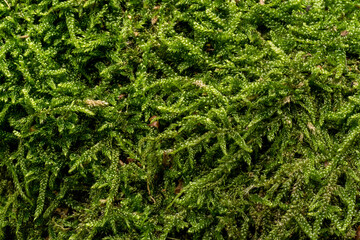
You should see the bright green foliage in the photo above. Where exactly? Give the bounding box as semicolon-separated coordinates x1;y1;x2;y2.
1;0;360;239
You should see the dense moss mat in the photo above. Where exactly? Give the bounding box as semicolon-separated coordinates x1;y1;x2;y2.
1;0;360;239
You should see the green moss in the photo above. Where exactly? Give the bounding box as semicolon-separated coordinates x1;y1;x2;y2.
1;0;360;239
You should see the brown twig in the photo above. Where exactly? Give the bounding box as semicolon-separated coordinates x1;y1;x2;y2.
147;179;156;203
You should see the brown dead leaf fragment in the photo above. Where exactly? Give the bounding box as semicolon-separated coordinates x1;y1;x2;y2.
19;35;29;39
55;208;69;218
134;32;139;37
148;116;159;128
341;30;349;36
126;158;135;164
151;16;158;25
149;121;159;128
163;150;172;167
355;225;360;240
153;5;160;10
174;180;183;194
259;0;265;5
30;126;36;132
118;94;126;100
283;96;291;104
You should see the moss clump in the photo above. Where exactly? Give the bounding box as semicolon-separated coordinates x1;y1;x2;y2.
1;0;360;239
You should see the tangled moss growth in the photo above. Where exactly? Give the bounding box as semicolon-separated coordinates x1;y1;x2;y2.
1;0;360;239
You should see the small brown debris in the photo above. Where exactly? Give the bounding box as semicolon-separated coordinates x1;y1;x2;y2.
126;158;135;163
307;122;316;134
55;208;69;218
134;32;139;37
194;80;205;87
174;180;183;194
259;0;265;5
299;133;304;142
148;116;159;128
153;5;160;10
118;94;126;100
147;179;156;203
119;160;125;166
316;65;323;70
341;30;349;36
149;121;159;128
99;199;107;204
303;53;312;58
19;35;29;39
151;16;158;25
84;99;109;107
205;43;215;52
324;161;329;168
163;150;172;167
30;126;36;132
355;225;360;240
283;96;291;104
296;82;305;88
305;5;312;12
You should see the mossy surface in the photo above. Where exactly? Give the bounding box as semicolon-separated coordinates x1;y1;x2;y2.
1;0;360;239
